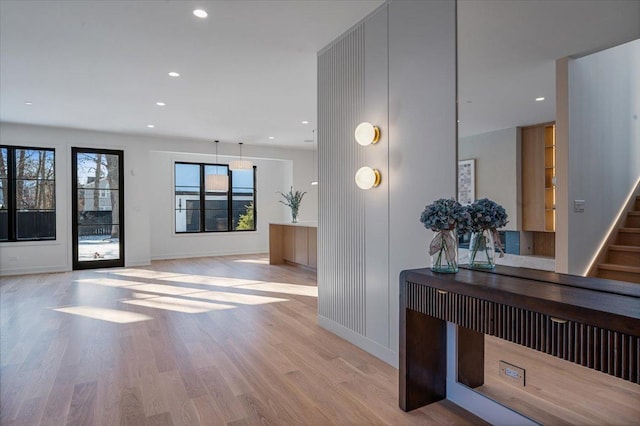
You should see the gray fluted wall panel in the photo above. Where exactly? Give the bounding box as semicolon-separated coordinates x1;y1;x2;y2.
317;25;366;335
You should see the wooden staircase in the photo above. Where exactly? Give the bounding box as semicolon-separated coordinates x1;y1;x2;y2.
594;195;640;283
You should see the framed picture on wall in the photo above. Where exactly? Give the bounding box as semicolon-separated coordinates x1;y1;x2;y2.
458;159;475;205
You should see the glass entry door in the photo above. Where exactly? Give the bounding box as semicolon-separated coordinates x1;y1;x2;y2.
72;148;124;270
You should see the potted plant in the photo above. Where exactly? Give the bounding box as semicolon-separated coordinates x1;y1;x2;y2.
279;186;306;223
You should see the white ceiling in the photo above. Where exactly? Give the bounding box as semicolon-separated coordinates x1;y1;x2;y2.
1;0;638;146
458;0;640;138
0;0;384;148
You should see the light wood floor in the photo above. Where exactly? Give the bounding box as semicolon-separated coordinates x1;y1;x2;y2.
479;335;640;425
1;254;485;426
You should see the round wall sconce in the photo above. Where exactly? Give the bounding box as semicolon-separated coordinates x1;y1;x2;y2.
355;166;381;189
354;122;380;146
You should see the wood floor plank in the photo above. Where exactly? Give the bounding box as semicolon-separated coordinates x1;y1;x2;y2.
0;365;32;422
67;381;97;426
207;348;255;398
156;370;201;426
197;366;246;423
190;394;226;425
119;386;146;426
42;372;75;422
1;254;484;426
234;391;333;426
94;369;123;426
220;339;321;424
284;369;380;425
176;366;208;400
145;412;174;426
138;373;169;418
15;396;45;426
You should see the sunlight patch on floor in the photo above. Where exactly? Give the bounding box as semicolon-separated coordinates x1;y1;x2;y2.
97;268;183;280
76;270;316;299
127;289;287;306
157;274;264;287
239;282;318;297
122;296;234;314
74;277;142;288
127;283;204;296
130;292;157;299
232;258;269;265
127;288;288;307
193;290;287;305
53;306;153;323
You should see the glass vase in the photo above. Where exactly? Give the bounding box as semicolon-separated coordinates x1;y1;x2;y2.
290;207;298;223
430;229;458;273
468;229;496;269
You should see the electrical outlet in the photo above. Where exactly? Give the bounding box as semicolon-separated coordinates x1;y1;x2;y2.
499;360;525;387
574;200;585;213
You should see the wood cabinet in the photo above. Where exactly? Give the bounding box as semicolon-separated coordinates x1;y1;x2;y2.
282;226;295;262
269;223;317;269
522;122;556;233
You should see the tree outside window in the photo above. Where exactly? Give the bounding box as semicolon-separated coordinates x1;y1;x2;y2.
1;146;56;242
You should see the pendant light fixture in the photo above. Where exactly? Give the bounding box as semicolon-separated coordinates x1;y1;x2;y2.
229;142;253;170
205;140;229;192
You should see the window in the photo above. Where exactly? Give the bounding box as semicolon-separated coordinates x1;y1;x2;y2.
175;162;256;233
0;146;56;242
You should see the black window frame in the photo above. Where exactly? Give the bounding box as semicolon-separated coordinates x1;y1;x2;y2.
0;144;56;242
174;161;257;233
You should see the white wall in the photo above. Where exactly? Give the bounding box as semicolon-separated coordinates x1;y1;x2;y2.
0;122;316;275
149;151;290;259
458;127;521;231
317;0;457;366
387;0;457;362
565;39;640;275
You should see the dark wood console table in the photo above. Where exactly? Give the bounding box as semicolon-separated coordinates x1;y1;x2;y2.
399;266;640;412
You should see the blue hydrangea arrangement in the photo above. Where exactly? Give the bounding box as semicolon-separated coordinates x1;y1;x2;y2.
420;198;471;273
420;198;470;232
465;198;508;269
465;198;508;232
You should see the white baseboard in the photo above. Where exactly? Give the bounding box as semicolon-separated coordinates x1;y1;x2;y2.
0;252;266;276
125;258;152;267
317;315;398;368
0;264;69;277
151;249;268;261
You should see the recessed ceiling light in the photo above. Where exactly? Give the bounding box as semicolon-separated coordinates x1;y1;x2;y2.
156;102;166;106
24;101;33;105
301;120;309;124
535;97;545;101
268;136;275;140
168;71;180;77
193;9;208;18
147;124;155;128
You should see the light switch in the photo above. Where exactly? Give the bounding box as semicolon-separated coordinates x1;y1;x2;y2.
574;200;585;213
